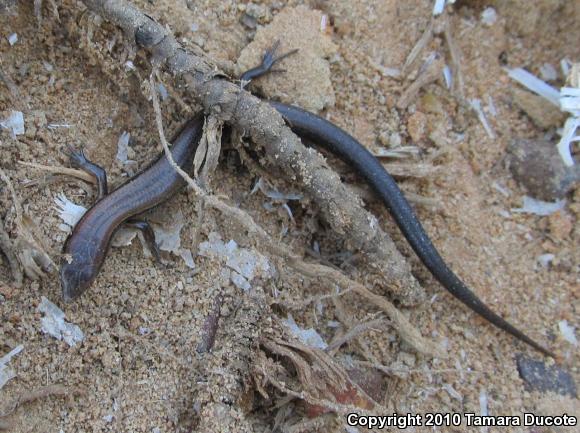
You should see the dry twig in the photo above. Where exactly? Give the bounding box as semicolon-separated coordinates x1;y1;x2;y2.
325;317;387;353
0;385;83;430
0;217;22;287
79;0;426;304
18;161;95;184
149;76;441;357
0;168;55;281
196;292;223;353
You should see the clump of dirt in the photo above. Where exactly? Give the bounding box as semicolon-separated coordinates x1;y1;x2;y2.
237;5;338;111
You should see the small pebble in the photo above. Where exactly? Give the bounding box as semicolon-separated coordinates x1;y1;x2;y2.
547;211;573;240
407;111;427;143
540;63;558;82
240;13;257;29
507;138;580;200
481;7;497;26
511;88;564;129
516;353;577;398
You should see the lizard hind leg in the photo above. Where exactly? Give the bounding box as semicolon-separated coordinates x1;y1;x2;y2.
240;39;299;84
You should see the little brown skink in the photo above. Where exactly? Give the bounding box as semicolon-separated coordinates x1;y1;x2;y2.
60;114;204;301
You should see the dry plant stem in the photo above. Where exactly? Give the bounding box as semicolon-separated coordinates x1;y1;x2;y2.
258;341;381;417
81;0;426;305
382;162;440;178
0;385;83;429
0;217;22;287
353;359;462;376
0;167;56;277
0;168;23;224
196;292;223;353
441;16;464;96
299;261;444;358
0;65;19;101
397;57;444;109
18;161;95;184
276;288;352;311
325;317;387;353
189;197;205;256
402;20;434;75
34;0;43;22
149;78;440;357
331;297;381;364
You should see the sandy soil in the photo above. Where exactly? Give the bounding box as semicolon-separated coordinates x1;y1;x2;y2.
1;0;578;432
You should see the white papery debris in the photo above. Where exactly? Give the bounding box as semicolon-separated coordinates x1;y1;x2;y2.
0;344;23;390
116;131;132;164
479;389;489;416
380;66;401;78
179;248;195;269
487;95;498;117
47;123;72;129
442;64;452;89
0;110;24;136
508;68;560;107
560;87;580;114
327;320;341;328
442;383;463;401
557;117;579;167
558;77;580;166
54;193;87;232
230;271;251;291
251;177;302;202
433;0;455;16
480;7;497;26
511;196;566;216
157;83;169;101
283;315;327;349
38;297;84;347
199;232;273;290
149;210;195;269
491;182;510;197
469;98;495;138
561;59;572;78
537;253;555;267
558;320;578;346
252;178;301;222
7;33;18;45
320;14;328;32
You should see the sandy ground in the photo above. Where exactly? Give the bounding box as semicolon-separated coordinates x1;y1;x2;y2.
1;0;579;432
